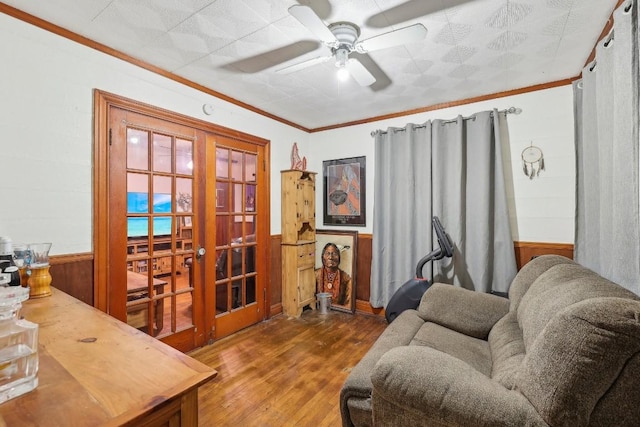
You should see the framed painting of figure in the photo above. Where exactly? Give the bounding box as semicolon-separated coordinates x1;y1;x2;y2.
315;230;357;313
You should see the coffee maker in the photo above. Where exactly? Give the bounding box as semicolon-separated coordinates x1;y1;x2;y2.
0;236;14;270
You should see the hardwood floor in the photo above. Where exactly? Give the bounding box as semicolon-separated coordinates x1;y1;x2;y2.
189;309;387;426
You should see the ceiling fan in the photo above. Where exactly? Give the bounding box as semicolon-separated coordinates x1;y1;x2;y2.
276;5;428;86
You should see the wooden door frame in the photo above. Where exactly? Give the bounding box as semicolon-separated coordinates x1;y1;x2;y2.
93;89;272;324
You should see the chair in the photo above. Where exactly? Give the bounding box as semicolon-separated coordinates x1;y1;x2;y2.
215;236;256;310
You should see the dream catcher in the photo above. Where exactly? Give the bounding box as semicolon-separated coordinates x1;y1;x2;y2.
521;144;545;179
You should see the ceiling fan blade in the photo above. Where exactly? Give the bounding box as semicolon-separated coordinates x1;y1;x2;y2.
288;5;337;44
345;58;376;86
297;0;332;20
366;0;475;28
222;40;321;73
350;53;391;92
356;23;427;53
275;54;332;74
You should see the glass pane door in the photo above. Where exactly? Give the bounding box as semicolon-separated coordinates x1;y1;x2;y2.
214;147;257;313
125;128;195;338
209;139;263;339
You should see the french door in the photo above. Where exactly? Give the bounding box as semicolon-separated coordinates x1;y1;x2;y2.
204;135;267;339
95;91;270;352
108;107;205;351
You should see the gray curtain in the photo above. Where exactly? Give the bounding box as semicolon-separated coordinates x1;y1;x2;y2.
370;110;517;308
574;0;640;293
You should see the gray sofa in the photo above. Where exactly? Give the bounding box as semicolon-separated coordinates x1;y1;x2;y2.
340;255;640;426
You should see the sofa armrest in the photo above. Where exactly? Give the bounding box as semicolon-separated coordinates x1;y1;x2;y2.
418;283;509;339
340;309;426;427
371;346;548;427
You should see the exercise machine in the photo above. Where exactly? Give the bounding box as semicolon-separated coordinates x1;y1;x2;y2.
385;216;454;323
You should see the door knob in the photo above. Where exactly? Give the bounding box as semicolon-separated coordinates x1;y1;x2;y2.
196;246;206;261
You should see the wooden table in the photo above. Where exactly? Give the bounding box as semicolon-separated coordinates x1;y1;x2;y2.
0;288;216;426
126;270;167;334
126;270;168;294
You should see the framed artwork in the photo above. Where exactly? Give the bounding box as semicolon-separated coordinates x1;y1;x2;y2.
315;230;357;313
176;192;192;212
323;156;366;226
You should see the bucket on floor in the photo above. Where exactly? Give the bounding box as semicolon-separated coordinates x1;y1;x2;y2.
316;292;332;314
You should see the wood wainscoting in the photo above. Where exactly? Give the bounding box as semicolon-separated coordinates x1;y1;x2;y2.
49;253;94;305
270;235;283;316
513;241;574;270
322;236;574;316
47;239;573;317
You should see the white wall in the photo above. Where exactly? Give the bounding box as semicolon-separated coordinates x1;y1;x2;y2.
0;13;309;254
0;12;576;256
308;85;576;244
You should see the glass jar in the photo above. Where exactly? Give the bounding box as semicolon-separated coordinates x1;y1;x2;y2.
0;286;38;403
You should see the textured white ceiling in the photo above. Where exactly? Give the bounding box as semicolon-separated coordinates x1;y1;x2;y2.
1;0;617;129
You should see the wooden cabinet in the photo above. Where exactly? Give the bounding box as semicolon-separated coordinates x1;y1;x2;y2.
281;170;316;243
281;170;317;317
282;243;316;317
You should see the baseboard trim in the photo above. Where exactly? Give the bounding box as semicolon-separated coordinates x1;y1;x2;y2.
355;299;385;317
270;303;283;318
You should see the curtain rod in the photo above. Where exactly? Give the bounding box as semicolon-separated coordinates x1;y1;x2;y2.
371;106;522;137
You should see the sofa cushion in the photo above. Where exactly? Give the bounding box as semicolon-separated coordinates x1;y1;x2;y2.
411;322;492;376
371;346;549;427
517;263;638;350
516;297;640;426
488;311;525;389
418;283;509;339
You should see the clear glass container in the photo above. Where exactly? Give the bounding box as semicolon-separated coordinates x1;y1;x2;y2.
28;243;52;269
0;286;38;403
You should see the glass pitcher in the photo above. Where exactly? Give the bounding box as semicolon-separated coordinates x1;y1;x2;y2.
0;286;38;403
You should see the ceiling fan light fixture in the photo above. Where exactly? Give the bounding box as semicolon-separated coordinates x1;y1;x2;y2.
336;66;350;81
334;48;348;68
